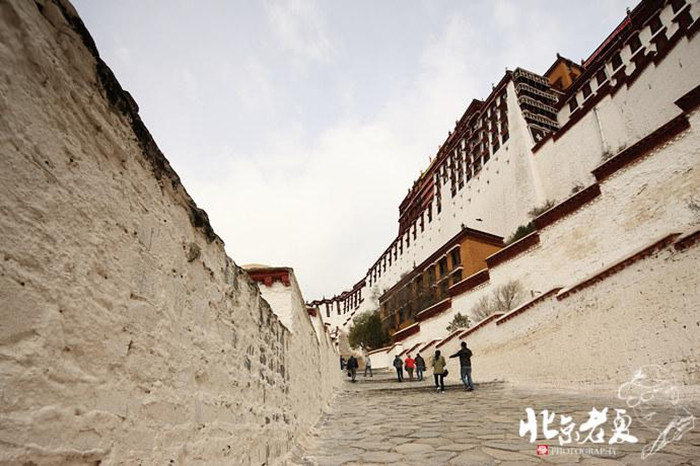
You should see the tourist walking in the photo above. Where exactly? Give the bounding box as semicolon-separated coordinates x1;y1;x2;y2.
392;354;404;382
404;354;416;381
347;355;358;382
415;353;426;381
450;341;474;390
432;350;447;393
364;354;373;377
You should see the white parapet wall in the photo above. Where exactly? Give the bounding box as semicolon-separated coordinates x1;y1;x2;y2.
0;1;341;464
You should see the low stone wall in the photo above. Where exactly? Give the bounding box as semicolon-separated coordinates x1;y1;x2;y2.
0;1;339;464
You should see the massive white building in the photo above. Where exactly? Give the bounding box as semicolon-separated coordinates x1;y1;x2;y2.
309;0;700;348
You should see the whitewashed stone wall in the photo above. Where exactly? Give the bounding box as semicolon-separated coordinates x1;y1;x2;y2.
0;1;339;464
440;243;700;391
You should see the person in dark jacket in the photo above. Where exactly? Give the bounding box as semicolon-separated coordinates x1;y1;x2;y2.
347;355;359;382
415;353;426;381
450;341;474;390
392;355;404;382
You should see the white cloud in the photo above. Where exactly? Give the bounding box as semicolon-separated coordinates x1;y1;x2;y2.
264;0;332;64
73;0;638;302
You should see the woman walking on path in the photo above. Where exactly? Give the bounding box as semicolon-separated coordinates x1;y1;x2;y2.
404;354;416;381
432;350;447;393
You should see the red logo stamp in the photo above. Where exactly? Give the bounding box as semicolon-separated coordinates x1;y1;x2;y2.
537;444;549;455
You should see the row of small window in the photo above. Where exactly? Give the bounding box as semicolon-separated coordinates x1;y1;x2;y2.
466;95;507;134
368;206;438;287
323;292;362;317
567;12;669;114
368;93;508;289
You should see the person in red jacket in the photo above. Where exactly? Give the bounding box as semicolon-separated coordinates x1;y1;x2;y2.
404;354;416;381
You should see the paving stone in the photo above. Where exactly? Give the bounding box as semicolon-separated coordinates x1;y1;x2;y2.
353;441;393;451
291;371;700;465
394;443;434;454
579;458;626;465
483;440;532;452
407;430;442;438
448;451;498;465
618;451;688;465
436;443;478;452
482;446;540;461
411;437;452;447
359;451;404;463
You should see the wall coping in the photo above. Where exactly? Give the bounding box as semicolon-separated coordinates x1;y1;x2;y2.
416;298;452;322
592;114;690;183
485;232;540;269
675;84;700;113
436;328;468;348
460;312;505;338
557;232;680;300
417;338;441;354
496;287;563;325
392;322;421;343
534;184;602;231
448;269;490;298
398;341;423;357
367;343;398;356
674;227;700;251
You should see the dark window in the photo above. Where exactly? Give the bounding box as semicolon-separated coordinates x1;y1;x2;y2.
502;132;509;143
649;16;662;34
439;258;447;277
611;53;623;70
671;0;686;14
420;214;425;232
452;270;463;284
398;308;404;324
596;69;607;86
569;97;579;113
628;34;642;54
582;82;592;98
450;248;461;266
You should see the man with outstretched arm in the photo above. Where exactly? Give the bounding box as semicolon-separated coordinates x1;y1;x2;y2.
450;341;474;391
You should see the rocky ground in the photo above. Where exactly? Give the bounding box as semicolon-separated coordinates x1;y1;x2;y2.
284;369;700;465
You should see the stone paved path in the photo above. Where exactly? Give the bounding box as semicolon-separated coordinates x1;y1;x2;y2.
285;370;700;465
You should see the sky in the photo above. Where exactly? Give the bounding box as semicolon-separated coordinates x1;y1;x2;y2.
73;0;635;301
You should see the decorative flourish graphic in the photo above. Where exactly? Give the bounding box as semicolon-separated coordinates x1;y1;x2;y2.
617;365;696;459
